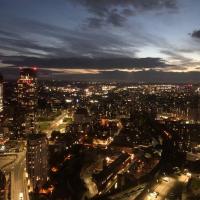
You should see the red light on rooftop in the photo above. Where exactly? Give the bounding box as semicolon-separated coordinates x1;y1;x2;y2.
32;66;38;71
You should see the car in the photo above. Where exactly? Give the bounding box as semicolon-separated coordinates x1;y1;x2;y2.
19;192;23;200
186;172;192;178
162;172;166;176
173;166;180;172
149;191;159;198
137;187;144;191
153;192;159;197
162;177;169;182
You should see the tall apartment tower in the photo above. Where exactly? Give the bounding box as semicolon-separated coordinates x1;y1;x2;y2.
27;133;48;191
16;67;37;134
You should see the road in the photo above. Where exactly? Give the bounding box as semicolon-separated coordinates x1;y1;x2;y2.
0;155;16;170
1;150;29;200
186;152;200;161
107;184;146;200
106;173;189;200
137;174;189;200
11;150;28;200
43;110;69;137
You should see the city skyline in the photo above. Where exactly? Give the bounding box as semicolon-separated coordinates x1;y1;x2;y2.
1;78;200;199
0;1;200;197
0;0;200;82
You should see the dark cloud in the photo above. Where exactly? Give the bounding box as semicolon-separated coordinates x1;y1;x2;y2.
69;0;177;27
107;10;126;27
0;19;137;58
0;30;60;57
1;66;199;83
0;66;20;80
92;70;200;83
191;30;200;39
0;56;168;69
87;17;105;28
0;18;176;60
122;8;135;17
25;69;200;83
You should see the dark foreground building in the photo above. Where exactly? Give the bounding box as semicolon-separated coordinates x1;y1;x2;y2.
27;133;48;191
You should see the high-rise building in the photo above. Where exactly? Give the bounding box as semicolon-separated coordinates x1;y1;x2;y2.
0;74;3;135
16;67;38;134
27;133;48;191
0;73;3;113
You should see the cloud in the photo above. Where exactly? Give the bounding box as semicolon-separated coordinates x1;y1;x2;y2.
87;17;105;28
28;69;200;83
107;9;126;27
191;30;200;39
160;49;193;64
69;0;177;27
0;56;168;70
1;58;199;83
0;18;177;62
0;19;138;58
1;64;199;83
97;70;200;83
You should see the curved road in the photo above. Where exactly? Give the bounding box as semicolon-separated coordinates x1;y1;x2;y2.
1;150;29;200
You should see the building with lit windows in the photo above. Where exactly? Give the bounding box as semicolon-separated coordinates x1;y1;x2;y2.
0;74;3;136
27;133;48;191
73;107;90;124
0;74;3;114
16;67;37;134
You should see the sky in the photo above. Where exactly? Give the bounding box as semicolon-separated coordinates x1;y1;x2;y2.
0;0;200;82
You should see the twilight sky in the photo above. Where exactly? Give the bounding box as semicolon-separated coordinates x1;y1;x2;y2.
0;0;200;82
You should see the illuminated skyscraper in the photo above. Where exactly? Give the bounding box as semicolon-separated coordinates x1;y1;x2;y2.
17;67;38;134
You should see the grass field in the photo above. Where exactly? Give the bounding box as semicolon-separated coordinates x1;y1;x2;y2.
37;121;51;131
